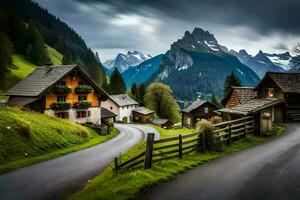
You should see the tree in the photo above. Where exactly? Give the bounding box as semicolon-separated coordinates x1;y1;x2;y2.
109;68;126;94
62;54;70;65
211;94;221;108
0;32;13;89
223;72;241;95
138;83;146;106
25;22;51;65
130;83;138;99
102;75;110;93
144;83;180;123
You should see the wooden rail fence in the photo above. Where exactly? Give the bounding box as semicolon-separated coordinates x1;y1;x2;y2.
114;116;254;172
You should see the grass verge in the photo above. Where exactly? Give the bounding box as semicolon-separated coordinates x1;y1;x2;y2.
69;124;285;200
0;107;119;174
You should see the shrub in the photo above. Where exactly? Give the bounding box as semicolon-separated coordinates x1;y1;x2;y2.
196;119;215;150
210;116;222;125
53;85;71;93
75;85;92;93
50;102;71;110
18;120;31;138
73;101;91;108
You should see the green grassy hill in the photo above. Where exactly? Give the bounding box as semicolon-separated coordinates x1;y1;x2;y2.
1;44;63;94
0;107;118;173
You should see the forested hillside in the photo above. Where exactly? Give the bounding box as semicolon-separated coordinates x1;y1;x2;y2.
0;0;105;91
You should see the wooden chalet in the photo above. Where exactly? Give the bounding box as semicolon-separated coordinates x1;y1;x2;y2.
132;107;155;123
5;65;109;125
182;100;219;128
221;87;257;108
151;118;174;129
219;72;300;135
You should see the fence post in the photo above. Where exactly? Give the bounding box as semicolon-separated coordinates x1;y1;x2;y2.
227;124;232;145
144;133;155;169
243;118;247;137
178;134;183;159
114;157;119;173
201;132;206;152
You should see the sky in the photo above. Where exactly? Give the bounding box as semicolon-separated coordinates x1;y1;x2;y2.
34;0;300;61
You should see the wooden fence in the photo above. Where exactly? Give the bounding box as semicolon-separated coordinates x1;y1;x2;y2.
114;116;254;172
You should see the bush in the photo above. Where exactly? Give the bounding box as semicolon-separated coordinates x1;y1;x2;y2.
210;116;222;125
18;120;31;138
196;119;215;150
75;85;93;93
53;85;71;93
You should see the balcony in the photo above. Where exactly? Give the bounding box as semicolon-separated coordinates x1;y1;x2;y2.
50;102;71;110
73;101;91;109
75;85;92;93
53;85;71;94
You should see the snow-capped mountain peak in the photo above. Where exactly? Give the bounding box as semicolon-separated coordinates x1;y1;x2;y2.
264;52;293;70
103;51;152;72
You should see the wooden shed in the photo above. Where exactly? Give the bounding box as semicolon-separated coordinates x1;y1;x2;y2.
182;100;219;128
219;98;284;135
132;107;155;123
151;118;174;129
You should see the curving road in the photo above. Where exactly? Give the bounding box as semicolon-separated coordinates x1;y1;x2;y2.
0;123;159;200
146;123;300;200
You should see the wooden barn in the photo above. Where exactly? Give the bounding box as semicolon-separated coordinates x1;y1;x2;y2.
221;87;257;108
182;100;219;128
132;107;155;123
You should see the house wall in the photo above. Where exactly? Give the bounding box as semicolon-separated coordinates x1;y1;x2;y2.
45;107;101;124
45;75;101;109
256;76;284;99
118;104;138;123
101;98;119;116
224;91;240;108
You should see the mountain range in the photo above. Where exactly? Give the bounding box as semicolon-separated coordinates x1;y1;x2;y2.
104;51;152;73
148;28;260;100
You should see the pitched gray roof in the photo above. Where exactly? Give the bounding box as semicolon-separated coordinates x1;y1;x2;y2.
222;87;257;105
256;72;300;93
5;65;109;98
151;118;172;125
5;65;77;96
101;107;117;118
182;100;218;113
133;107;154;115
218;98;284;115
110;94;138;106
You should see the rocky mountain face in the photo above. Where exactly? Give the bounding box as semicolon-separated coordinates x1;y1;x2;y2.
264;52;293;70
121;55;163;89
230;49;286;78
104;51;151;73
149;28;260;100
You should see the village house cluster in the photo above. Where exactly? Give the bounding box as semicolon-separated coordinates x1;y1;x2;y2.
4;64;300;134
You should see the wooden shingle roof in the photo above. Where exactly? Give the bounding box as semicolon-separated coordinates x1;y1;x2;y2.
218;98;284;115
221;87;257;105
256;72;300;93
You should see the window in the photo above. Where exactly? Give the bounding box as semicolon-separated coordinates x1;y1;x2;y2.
110;106;113;110
88;111;91;117
186;117;191;125
204;107;209;114
267;88;274;97
58;81;66;86
76;111;87;118
78;95;87;101
55;112;69;119
57;96;66;102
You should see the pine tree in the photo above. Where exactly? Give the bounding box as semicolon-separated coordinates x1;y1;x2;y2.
25;22;51;65
109;68;126;94
138;83;146;106
211;94;221;108
223;72;241;95
102;75;110;93
0;32;13;90
62;54;70;65
130;83;138;99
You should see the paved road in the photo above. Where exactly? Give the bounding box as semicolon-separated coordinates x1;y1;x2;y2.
146;123;300;200
0;124;159;200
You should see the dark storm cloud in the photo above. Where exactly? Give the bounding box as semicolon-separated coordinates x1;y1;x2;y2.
273;43;289;51
74;0;300;35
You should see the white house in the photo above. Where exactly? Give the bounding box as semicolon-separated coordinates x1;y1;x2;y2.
101;94;138;123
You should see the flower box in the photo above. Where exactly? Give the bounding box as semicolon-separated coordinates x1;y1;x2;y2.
53;85;71;93
75;85;92;93
73;101;91;109
50;102;71;110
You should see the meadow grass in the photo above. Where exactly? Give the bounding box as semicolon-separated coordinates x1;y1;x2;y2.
0;107;118;174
